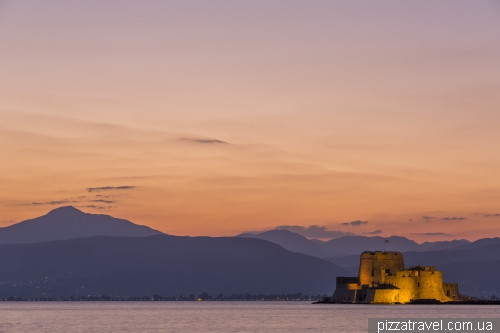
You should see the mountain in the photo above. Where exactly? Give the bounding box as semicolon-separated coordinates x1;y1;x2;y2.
0;235;349;298
419;239;470;251
309;239;326;246
446;237;500;251
237;232;473;259
321;235;421;255
237;230;333;258
450;243;500;262
439;259;500;297
0;206;162;245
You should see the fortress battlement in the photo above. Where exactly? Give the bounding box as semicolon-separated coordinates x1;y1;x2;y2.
332;251;459;304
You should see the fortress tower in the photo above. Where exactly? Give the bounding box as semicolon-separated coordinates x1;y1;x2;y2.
358;251;404;285
332;251;459;304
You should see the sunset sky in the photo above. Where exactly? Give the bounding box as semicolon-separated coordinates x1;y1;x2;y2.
1;1;499;242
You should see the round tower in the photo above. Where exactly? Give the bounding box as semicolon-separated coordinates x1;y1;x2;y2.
358;251;404;285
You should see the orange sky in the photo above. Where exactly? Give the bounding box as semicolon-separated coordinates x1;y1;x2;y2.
1;1;500;242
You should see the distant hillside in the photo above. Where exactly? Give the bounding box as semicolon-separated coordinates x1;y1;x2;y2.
325;243;500;269
321;235;421;255
439;259;500;297
419;239;470;251
325;251;456;269
0;235;349;298
446;237;500;251
0;206;162;245
237;230;333;258
239;232;473;257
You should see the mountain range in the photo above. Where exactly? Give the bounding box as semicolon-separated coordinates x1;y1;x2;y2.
240;230;471;257
0;206;161;244
0;235;347;298
0;206;498;298
237;230;333;258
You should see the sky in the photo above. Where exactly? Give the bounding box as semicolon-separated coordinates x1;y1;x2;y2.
1;0;500;242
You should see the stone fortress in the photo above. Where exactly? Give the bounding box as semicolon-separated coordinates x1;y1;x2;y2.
332;251;459;304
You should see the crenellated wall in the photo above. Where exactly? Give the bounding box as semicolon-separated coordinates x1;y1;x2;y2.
443;283;459;301
383;267;451;303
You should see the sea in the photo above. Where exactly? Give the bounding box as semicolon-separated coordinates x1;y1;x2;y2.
0;302;498;333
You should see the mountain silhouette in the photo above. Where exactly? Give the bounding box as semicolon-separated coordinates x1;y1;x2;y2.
0;206;162;244
240;232;473;257
0;235;349;298
320;235;421;255
437;259;500;297
444;237;500;251
237;230;333;258
418;239;470;251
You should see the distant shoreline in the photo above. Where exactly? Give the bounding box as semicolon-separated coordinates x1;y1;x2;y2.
313;300;500;305
0;299;318;302
0;294;326;302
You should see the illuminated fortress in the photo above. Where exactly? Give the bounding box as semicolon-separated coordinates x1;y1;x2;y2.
332;251;459;304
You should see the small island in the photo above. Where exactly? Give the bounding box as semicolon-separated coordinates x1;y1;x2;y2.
325;251;459;304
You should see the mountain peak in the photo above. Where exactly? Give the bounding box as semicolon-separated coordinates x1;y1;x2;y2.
46;205;84;216
0;206;162;245
238;229;333;258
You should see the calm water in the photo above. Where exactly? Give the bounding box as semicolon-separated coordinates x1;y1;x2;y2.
0;302;498;333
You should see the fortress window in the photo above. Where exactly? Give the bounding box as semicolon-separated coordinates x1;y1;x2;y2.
417;282;420;288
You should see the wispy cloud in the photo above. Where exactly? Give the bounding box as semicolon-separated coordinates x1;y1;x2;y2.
340;220;368;226
86;186;136;192
422;215;437;222
484;213;500;218
181;138;229;144
362;230;383;235
89;199;115;204
442;217;467;221
274;225;354;239
84;205;112;210
410;232;450;236
27;200;77;206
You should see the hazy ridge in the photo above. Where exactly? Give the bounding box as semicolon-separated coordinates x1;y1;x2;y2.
0;207;497;298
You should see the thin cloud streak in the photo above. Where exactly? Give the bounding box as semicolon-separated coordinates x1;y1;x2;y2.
19;200;77;206
340;220;368;226
411;232;451;236
83;205;112;210
180;138;229;144
86;186;136;192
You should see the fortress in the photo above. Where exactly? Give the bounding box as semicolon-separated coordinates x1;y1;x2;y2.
332;251;459;304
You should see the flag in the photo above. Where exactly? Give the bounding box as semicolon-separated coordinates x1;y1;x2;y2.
384;239;389;243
